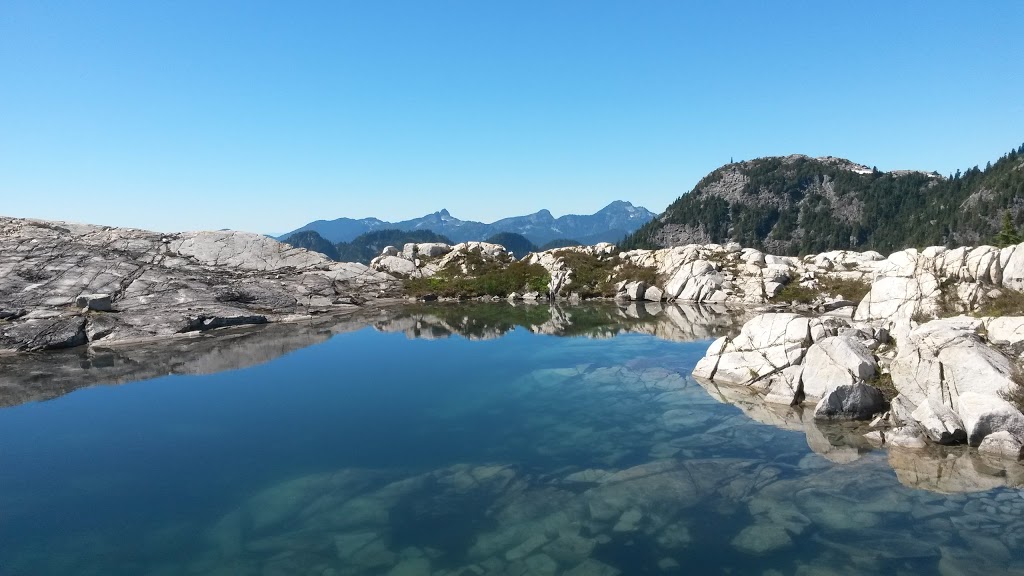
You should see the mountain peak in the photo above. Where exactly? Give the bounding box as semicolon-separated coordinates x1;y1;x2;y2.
281;200;656;244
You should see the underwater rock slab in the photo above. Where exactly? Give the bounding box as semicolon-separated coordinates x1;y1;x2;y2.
731;522;793;555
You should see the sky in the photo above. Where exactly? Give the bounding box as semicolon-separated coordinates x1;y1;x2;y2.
1;1;1022;234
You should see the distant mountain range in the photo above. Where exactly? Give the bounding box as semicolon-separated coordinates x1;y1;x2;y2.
280;201;657;246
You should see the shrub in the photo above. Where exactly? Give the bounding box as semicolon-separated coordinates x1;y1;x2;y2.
550;250;659;297
975;289;1024;317
551;250;619;297
817;277;871;302
404;257;550;298
772;283;819;304
867;373;898;402
999;368;1024;414
770;275;870;305
615;262;659;286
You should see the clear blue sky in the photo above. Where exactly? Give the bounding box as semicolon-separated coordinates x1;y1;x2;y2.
2;1;1022;234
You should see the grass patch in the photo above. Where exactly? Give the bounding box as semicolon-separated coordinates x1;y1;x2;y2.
552;250;619;297
404;247;659;300
772;282;819;304
910;309;931;324
867;372;898;402
975;289;1024;317
818;276;870;302
616;262;659;286
551;250;659;297
999;368;1024;414
770;275;870;305
404;252;550;298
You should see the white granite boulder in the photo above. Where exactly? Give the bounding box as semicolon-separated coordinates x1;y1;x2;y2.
693;313;850;392
957;392;1024;447
910;398;967;445
643;285;664;302
800;335;877;398
624;281;648;301
371;255;420;277
664;260;722;301
416;243;452;258
693;313;810;384
977;430;1024;461
890;318;1017;411
985;316;1024;347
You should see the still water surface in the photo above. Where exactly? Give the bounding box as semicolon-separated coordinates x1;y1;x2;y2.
1;304;1023;575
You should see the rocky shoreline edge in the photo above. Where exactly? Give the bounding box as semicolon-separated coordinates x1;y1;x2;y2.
6;215;1024;471
367;231;1024;469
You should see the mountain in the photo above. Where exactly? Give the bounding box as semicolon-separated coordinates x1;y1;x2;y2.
281;201;657;245
484;232;537;257
623;144;1024;255
281;230;340;260
281;229;452;264
285;217;389;244
335;229;452;264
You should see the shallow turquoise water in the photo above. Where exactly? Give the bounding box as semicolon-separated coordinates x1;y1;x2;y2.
1;305;1023;575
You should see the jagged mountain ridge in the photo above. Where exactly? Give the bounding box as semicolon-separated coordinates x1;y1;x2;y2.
624;146;1024;255
283;201;656;245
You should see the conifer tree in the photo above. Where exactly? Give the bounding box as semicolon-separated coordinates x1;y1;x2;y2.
995;211;1022;247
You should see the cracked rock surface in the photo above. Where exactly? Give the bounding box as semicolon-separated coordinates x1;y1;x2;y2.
0;217;399;352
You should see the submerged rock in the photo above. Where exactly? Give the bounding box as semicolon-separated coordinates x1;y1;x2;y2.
731;522;793;555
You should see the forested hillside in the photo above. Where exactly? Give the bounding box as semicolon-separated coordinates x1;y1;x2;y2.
623;144;1024;255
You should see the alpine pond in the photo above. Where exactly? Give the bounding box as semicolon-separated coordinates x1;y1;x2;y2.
1;303;1023;576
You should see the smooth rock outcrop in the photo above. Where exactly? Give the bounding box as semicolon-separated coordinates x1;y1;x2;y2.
692;313;813;384
890;318;1017;409
693;313;858;406
985;316;1024;347
957;392;1024;447
800;335;877;397
977;430;1024;461
0;217;397;352
75;293;113;312
911;398;967;445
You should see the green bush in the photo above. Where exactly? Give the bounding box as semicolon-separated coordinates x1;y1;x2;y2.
975;289;1024;317
867;373;898;402
817;277;871;302
550;250;659;297
404;256;550;298
551;250;619;297
770;276;870;304
772;283;819;304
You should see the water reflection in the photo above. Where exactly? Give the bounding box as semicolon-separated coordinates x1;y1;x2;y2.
694;374;1024;494
0;302;740;408
3;303;1024;575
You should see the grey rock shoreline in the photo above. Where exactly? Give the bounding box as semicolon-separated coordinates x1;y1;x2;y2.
0;216;400;353
7;215;1024;478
